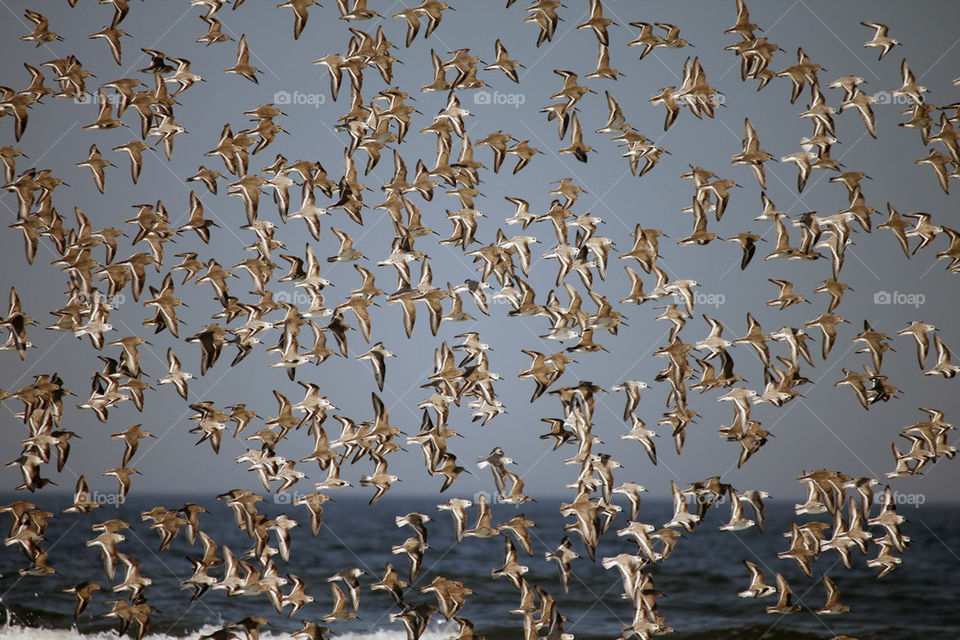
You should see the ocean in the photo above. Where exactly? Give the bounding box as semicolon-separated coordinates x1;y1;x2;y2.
0;495;956;640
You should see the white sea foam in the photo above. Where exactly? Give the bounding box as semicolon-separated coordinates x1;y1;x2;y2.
0;623;456;640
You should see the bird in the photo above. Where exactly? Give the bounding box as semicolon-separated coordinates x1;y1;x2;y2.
63;476;99;515
328;227;365;262
463;493;499;538
278;0;317;39
664;481;700;532
112;553;152;601
392;535;427;582
0;4;957;637
359;455;399;504
816;575;851;615
924;334;960;378
545;536;579;593
396;512;431;546
293;492;331;536
323;583;357;622
738;560;776;598
765;573;802;614
507;140;541;174
421;576;473;620
110;424;155;467
338;0;380;20
577;0;615;46
719;489;755;531
767;279;809;309
485;39;524;83
159;347;194;399
861;22;899;60
898;320;937;368
21;9;63;46
103;467;140;502
225;34;261;83
893;59;928;104
76;144;114;194
113;141;150;184
476;447;515;497
390;603;436;640
371;562;407;607
356;342;394;391
437;497;472;542
613;482;647;521
497;513;536;556
63;581;101;618
558;113;594;163
610;380;649;421
840;88;877;138
727;232;763;270
179;192;219;243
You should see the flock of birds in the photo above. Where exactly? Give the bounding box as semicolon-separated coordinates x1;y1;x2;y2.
1;1;959;639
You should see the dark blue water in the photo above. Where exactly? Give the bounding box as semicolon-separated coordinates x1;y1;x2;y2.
0;494;957;639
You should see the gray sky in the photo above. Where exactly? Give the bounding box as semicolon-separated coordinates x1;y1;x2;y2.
1;0;959;506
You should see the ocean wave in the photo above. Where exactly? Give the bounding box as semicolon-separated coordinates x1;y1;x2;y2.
1;607;955;640
0;622;458;640
2;621;956;640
